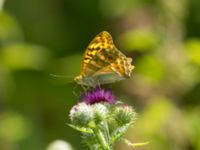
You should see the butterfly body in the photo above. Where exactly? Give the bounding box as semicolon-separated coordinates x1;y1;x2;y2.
74;31;134;87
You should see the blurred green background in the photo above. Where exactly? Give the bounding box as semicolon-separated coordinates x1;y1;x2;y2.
0;0;200;150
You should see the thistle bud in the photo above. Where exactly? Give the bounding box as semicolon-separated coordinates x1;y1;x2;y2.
47;140;73;150
114;105;137;126
69;102;93;127
92;103;109;123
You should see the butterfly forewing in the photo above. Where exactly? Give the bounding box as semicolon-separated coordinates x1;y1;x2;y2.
81;31;115;76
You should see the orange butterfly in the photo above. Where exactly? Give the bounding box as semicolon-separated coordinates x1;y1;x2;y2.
74;31;134;87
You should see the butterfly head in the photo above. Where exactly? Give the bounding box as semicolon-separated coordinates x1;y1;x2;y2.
74;75;95;87
74;75;83;84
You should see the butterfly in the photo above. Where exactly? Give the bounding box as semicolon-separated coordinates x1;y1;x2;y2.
74;31;134;87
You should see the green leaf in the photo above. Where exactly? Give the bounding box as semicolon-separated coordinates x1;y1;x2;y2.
136;55;165;82
120;29;159;51
1;43;50;71
0;12;23;46
110;124;130;144
123;138;149;148
68;124;93;134
185;38;200;65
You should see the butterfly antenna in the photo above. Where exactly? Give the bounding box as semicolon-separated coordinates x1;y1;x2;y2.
49;74;74;79
49;74;75;84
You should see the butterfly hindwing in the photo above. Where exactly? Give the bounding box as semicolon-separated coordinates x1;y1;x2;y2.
92;52;134;84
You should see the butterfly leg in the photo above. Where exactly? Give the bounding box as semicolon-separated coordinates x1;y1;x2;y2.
72;84;80;98
96;80;102;89
80;84;87;92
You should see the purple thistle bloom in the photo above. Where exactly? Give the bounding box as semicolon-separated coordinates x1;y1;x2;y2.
81;87;116;104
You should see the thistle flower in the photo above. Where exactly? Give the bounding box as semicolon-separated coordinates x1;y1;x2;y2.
80;87;115;104
68;87;147;150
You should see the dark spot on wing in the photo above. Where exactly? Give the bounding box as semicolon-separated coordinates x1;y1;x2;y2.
96;47;100;50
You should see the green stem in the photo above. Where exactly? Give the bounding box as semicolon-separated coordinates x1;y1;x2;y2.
89;121;111;150
103;121;110;143
96;129;110;150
